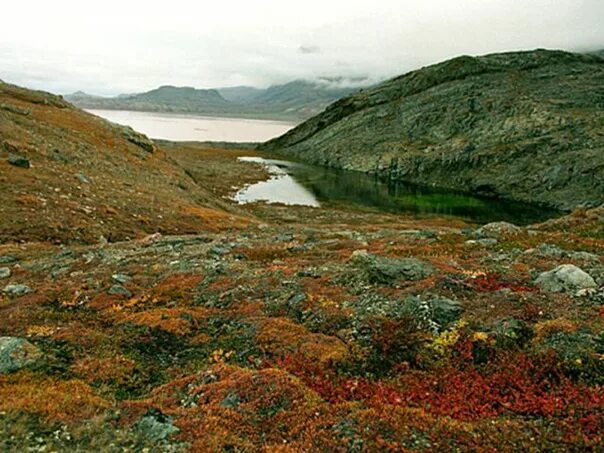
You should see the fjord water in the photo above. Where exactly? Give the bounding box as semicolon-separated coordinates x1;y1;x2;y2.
87;109;295;142
235;157;561;225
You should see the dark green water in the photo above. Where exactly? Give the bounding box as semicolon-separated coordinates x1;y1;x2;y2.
236;157;562;225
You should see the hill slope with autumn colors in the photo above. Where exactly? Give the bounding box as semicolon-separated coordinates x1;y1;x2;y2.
0;81;252;244
0;80;603;452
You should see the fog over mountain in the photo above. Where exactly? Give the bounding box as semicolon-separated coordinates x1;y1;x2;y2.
1;0;603;96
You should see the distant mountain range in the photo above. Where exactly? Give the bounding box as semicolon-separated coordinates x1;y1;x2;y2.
66;80;361;121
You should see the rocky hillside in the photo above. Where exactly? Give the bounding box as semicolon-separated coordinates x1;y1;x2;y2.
262;50;604;210
0;82;250;245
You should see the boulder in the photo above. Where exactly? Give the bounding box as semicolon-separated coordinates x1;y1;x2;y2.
535;264;597;293
430;297;464;327
0;337;42;373
352;250;433;284
474;221;522;238
0;268;10;279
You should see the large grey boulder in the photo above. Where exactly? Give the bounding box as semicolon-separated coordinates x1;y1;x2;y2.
0;337;42;373
352;250;433;284
535;264;597;293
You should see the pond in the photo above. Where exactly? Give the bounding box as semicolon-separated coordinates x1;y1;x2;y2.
233;157;561;225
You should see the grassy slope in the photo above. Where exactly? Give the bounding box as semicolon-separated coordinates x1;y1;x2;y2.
0;82;253;245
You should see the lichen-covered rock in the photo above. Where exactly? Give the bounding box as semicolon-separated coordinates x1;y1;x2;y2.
474;222;522;238
119;125;155;153
135;410;180;442
352;250;433;284
0;337;42;373
0;268;10;279
535;264;597;293
108;284;132;297
3;284;32;296
405;295;464;332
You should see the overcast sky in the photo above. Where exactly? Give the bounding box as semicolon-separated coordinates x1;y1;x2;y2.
1;0;603;96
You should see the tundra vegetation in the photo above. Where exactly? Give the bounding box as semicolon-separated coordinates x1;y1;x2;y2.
0;61;603;452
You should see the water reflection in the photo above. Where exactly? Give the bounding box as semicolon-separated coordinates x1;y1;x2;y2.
235;157;561;224
234;157;320;207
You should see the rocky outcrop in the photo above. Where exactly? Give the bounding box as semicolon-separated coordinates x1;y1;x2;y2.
262;50;604;210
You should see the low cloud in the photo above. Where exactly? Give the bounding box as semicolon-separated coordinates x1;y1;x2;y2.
1;0;603;95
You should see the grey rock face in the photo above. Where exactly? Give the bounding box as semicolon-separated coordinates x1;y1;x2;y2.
352;250;433;284
8;154;30;168
535;264;597;293
3;284;32;296
0;337;42;373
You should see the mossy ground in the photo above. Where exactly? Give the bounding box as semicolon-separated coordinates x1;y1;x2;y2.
1;82;603;451
1;142;603;451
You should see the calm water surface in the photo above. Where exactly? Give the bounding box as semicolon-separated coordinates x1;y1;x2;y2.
87;109;295;142
234;157;561;225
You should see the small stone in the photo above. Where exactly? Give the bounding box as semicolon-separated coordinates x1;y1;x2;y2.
0;337;42;373
209;246;230;256
7;154;31;169
76;173;91;184
465;238;498;247
108;284;132;297
3;284;32;296
112;274;131;284
275;233;294;242
0;268;11;279
535;264;597;293
0;256;18;264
